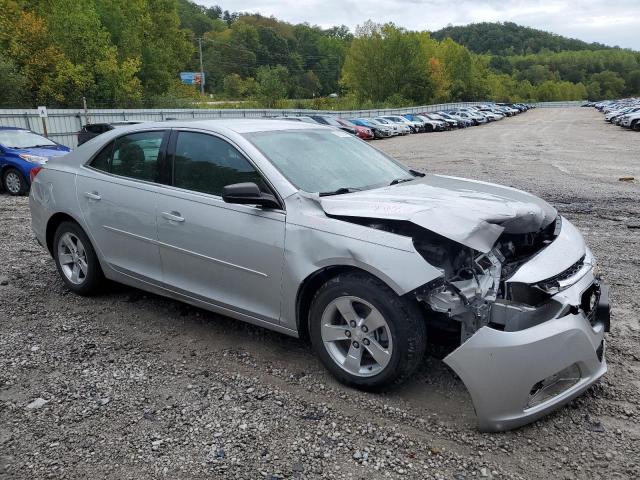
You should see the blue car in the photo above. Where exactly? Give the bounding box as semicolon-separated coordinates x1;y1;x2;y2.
0;127;71;195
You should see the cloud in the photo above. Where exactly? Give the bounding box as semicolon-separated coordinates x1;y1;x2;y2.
200;0;640;49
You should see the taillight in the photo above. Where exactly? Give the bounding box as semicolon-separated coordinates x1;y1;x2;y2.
30;166;43;183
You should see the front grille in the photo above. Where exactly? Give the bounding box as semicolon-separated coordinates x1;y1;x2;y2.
537;256;585;291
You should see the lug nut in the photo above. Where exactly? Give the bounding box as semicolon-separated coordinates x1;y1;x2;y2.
361;325;368;333
352;341;359;349
345;330;351;338
363;338;370;346
349;320;357;328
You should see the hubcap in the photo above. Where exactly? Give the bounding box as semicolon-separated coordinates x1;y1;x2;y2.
5;172;21;193
320;296;393;377
57;233;88;285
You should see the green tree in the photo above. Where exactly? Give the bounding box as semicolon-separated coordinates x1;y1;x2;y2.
0;53;28;106
625;69;640;95
139;0;193;97
341;22;434;104
590;70;625;98
298;70;321;98
256;65;288;107
40;0;143;105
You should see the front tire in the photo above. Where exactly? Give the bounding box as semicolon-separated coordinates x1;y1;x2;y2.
309;272;426;390
3;168;27;196
53;221;103;295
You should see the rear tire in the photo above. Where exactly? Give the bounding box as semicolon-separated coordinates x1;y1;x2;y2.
309;272;426;390
53;221;104;295
3;168;27;196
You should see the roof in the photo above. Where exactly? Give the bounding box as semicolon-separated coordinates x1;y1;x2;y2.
122;118;329;135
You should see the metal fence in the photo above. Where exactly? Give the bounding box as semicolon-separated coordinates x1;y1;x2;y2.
0;100;585;148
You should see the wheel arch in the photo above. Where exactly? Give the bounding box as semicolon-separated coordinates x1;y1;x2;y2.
295;265;397;343
1;164;27;184
45;212;85;256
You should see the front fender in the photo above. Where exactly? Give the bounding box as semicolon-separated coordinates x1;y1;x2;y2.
279;197;443;331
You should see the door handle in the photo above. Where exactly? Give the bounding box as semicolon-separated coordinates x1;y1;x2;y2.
84;191;101;201
161;211;185;223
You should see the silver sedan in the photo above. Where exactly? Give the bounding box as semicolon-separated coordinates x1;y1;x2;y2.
29;119;609;431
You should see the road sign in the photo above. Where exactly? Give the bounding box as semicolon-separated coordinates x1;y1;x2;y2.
180;72;205;85
37;106;48;118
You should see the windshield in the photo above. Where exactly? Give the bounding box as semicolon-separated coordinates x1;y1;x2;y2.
245;129;412;193
338;119;357;128
321;117;343;127
0;129;56;149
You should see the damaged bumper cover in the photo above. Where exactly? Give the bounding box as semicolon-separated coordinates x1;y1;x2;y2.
443;219;609;431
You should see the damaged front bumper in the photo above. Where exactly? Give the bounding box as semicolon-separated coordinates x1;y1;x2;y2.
444;258;609;432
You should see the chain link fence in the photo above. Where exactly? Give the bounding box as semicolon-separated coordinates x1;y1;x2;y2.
0;101;585;148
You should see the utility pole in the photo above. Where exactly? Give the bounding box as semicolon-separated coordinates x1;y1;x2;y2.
82;96;90;125
198;37;205;96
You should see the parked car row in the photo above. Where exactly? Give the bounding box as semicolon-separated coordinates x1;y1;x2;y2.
278;103;532;141
585;98;640;131
0;103;533;196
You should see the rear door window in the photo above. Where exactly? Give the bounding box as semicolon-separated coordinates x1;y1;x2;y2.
87;131;166;183
89;142;113;172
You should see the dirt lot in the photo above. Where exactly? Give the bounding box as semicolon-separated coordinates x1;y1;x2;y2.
0;108;638;479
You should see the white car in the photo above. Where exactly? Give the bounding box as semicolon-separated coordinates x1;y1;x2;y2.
374;117;410;135
415;115;447;131
378;116;416;134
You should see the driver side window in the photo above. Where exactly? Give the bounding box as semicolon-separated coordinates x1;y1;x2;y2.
172;131;267;196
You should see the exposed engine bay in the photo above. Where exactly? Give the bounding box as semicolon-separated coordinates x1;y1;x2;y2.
333;215;563;344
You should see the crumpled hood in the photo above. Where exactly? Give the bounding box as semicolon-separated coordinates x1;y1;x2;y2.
319;174;557;252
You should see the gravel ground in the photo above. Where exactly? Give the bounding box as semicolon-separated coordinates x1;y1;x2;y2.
1;108;638;479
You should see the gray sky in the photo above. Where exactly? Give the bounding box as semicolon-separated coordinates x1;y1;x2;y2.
202;0;640;50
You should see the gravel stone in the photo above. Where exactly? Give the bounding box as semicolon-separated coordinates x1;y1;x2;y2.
25;398;48;409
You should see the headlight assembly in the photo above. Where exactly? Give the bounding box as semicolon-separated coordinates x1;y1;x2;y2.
19;154;48;164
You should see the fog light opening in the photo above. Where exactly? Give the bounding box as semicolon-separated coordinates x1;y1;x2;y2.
526;363;582;409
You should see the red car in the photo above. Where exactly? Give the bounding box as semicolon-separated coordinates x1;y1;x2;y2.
336;118;374;140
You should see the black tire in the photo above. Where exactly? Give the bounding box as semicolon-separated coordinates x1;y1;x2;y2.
53;221;104;295
3;168;27;196
633;121;640;132
309;271;426;390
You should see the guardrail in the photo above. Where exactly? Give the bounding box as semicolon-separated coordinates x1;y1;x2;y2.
0;101;585;148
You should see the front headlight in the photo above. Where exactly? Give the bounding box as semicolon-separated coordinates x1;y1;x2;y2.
19;154;48;164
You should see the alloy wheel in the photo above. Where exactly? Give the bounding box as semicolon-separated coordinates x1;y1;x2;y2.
5;171;22;194
57;232;89;285
320;296;393;377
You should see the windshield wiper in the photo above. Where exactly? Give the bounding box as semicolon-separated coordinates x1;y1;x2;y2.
389;177;414;185
319;187;361;197
29;144;57;148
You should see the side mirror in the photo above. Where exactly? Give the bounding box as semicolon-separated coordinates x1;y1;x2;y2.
222;182;280;209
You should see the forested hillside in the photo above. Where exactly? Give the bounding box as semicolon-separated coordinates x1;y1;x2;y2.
431;22;613;55
0;1;638;108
